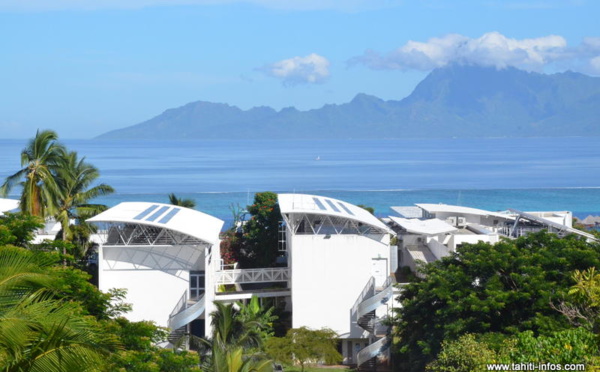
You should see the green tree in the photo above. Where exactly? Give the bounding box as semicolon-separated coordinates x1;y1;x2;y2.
53;151;114;242
168;193;196;209
265;327;342;372
0;212;44;247
0;246;117;372
235;296;277;346
393;231;600;372
425;334;502;372
200;299;274;371
508;328;599;366
553;267;600;333
105;318;201;372
241;192;281;268
0;130;65;217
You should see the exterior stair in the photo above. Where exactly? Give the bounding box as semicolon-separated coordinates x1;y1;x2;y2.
168;294;205;333
354;276;395;371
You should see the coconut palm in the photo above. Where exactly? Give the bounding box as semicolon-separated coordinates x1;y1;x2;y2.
168;193;196;209
0;247;117;372
0;130;65;217
53;151;114;242
194;299;273;371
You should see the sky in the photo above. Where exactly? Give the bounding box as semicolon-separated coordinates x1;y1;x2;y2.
1;0;599;139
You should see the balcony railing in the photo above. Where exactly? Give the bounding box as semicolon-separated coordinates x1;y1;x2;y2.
214;267;290;285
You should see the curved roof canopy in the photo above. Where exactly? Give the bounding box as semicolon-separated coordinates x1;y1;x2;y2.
278;193;391;233
0;198;19;215
88;202;224;245
389;216;457;236
416;203;515;221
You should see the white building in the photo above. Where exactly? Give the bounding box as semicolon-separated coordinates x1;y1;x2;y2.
88;202;224;338
390;203;596;274
0;198;19;216
278;194;398;366
90;195;398;369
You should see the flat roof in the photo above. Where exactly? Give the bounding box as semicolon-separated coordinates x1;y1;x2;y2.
389;216;457;235
0;198;19;214
416;203;515;221
278;193;391;233
88;202;224;245
510;209;596;241
390;206;423;218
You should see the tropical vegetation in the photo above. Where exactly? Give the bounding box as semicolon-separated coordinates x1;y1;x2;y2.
197;298;275;372
265;327;342;372
168;193;196;209
220;191;282;269
1;130;114;248
1;130;65;217
393;231;600;371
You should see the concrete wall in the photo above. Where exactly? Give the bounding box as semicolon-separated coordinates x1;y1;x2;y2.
289;233;389;339
100;245;206;328
427;237;450;259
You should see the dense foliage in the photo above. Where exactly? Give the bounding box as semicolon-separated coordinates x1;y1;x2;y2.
265;327;342;372
198;299;275;372
0;213;201;372
239;192;282;268
394;231;600;371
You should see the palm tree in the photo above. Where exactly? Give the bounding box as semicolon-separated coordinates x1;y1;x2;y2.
0;247;117;371
0;130;65;217
195;299;273;371
53;151;114;242
168;193;196;209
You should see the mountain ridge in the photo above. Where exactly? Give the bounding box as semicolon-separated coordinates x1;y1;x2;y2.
96;65;600;139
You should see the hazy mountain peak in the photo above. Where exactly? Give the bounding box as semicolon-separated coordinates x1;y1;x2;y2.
97;65;600;140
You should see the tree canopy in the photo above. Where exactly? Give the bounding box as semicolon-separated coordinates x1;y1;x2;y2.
393;231;600;372
265;327;342;372
239;192;281;268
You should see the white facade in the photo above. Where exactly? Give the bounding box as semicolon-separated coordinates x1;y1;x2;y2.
289;233;389;337
89;202;223;335
278;193;394;365
393;203;593;275
0;198;19;216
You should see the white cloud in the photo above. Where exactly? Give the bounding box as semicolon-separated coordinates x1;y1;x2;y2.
353;32;572;72
589;56;600;74
260;54;330;86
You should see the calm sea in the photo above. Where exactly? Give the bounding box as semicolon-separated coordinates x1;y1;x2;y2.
1;137;600;227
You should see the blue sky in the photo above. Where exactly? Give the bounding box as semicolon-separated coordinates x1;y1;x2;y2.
1;0;599;139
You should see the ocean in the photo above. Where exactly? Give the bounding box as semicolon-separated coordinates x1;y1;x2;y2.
1;137;600;228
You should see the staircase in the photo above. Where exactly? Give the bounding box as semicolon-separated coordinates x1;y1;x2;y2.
167;292;206;345
354;276;396;371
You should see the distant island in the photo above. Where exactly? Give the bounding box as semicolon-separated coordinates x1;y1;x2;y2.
96;64;600;140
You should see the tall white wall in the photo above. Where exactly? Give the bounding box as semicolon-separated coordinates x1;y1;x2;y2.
289;234;389;338
100;245;206;328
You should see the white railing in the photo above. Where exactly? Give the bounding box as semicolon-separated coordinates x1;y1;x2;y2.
214;267;290;285
357;336;391;367
169;290;188;319
357;280;394;319
351;277;375;316
168;295;205;331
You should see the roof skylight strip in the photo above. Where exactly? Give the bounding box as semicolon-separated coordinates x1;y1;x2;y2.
133;205;159;220
338;202;355;216
325;199;341;212
159;208;180;224
313;197;327;211
146;206;170;222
